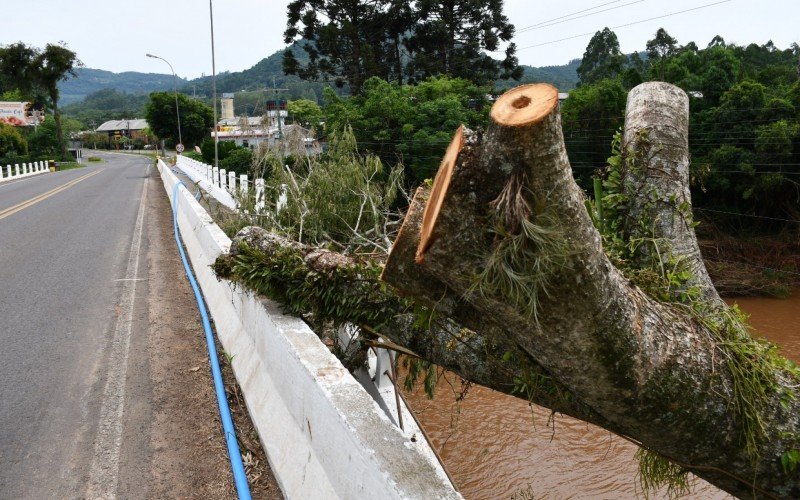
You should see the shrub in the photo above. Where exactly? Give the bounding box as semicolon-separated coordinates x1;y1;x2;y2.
183;151;204;162
0;122;28;158
219;148;253;175
200;138;238;164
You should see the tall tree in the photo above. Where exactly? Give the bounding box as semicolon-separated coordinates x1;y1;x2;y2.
646;28;679;80
0;42;80;159
144;92;214;147
34;43;80;159
283;0;387;94
577;28;626;85
283;0;521;92
405;0;522;85
0;42;38;97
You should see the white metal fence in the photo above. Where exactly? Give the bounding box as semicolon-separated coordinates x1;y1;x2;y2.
0;160;51;184
174;155;286;215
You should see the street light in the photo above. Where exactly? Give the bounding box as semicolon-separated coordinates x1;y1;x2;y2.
146;53;183;150
209;0;219;170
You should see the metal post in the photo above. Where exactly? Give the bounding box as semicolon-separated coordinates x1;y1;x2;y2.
210;0;219;172
146;54;182;148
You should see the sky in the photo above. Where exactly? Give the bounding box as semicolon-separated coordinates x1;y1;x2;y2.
2;0;798;80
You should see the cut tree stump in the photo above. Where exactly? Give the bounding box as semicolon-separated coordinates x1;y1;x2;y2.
382;82;800;499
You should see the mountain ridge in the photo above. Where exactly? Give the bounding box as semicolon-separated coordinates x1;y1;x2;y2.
60;47;580;108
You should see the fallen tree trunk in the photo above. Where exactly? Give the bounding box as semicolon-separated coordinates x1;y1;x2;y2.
382;83;799;498
217;225;609;429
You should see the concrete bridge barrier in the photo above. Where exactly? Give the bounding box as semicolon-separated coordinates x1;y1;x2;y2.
158;159;460;499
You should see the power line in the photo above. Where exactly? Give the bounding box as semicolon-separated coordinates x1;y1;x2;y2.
515;0;733;52
517;0;646;35
694;207;800;224
517;0;623;32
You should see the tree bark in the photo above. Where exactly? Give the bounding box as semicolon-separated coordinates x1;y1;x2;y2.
225;224;609;429
382;83;799;498
621;82;720;303
51;90;67;160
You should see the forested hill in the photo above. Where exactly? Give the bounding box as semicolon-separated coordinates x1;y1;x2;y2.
185;46;581;101
59;68;182;105
60;45;579;112
183;45;329;105
60;47;580;122
498;59;581;91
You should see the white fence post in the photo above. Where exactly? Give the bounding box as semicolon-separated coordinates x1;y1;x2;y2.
212;167;219;187
239;174;248;196
15;164;20;176
207;165;212;182
255;178;265;212
23;163;28;175
277;183;288;213
6;165;11;178
220;168;227;190
228;171;236;193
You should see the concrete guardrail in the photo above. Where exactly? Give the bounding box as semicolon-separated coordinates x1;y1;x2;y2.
158;159;461;499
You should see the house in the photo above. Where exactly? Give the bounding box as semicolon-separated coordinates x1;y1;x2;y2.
213;94;320;155
96;119;150;141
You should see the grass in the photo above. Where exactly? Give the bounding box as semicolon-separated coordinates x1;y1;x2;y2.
56;162;86;171
87;156;103;163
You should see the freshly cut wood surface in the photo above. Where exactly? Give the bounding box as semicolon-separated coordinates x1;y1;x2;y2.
489;83;559;127
416;124;464;262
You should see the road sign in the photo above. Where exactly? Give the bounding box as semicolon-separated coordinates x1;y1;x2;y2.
176;143;185;153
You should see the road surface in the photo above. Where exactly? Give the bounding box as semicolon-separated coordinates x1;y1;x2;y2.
0;152;279;498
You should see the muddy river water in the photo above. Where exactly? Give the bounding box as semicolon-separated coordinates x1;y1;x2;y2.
403;292;800;499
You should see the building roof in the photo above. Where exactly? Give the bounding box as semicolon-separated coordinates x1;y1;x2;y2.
96;119;149;132
218;116;263;127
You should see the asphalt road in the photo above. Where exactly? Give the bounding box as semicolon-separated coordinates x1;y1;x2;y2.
0;153;152;498
0;152;254;499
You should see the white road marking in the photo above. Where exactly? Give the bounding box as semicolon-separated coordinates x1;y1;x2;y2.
86;170;149;499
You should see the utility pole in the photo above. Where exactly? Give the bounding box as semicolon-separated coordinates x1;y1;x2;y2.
255;76;288;145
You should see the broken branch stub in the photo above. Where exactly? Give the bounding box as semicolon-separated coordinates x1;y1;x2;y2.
416;125;464;262
621;81;721;303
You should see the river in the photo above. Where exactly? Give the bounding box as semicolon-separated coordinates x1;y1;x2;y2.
402;292;800;499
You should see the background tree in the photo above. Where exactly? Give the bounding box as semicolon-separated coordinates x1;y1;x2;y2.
323;76;489;182
144;92;213;147
33;43;80;159
283;0;521;92
405;0;522;85
287;98;322;127
0;43;38;99
576;28;626;85
645;28;679;80
0;42;80;159
561;78;627;185
283;0;386;94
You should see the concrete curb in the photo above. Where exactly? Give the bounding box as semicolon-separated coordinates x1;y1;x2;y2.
157;159;460;499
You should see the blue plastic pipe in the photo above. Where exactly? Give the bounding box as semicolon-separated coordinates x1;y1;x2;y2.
171;181;253;500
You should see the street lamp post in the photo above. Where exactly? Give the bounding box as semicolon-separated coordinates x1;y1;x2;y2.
209;0;219;171
146;53;183;150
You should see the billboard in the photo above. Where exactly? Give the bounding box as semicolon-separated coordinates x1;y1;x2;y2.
0;101;41;126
